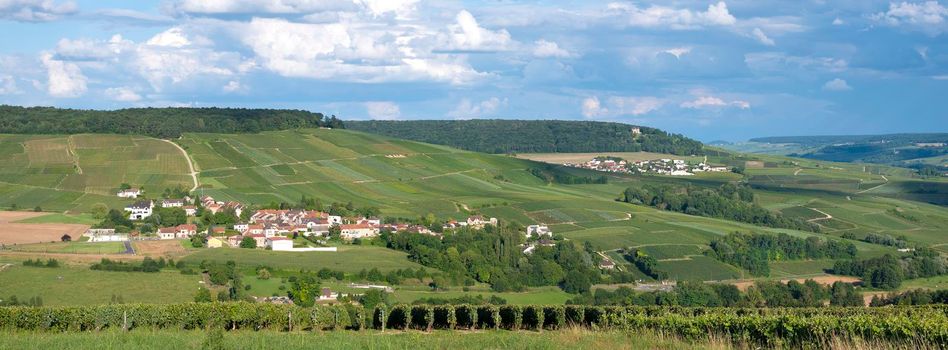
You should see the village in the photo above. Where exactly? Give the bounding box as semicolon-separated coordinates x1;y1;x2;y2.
563;157;730;176
101;187;557;256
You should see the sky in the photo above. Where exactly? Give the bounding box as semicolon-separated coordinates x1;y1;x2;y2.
0;1;946;141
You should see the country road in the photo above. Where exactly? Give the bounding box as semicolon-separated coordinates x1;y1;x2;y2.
162;139;200;192
856;175;889;194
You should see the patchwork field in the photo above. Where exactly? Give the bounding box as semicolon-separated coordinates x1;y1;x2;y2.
0;211;89;245
0;134;193;212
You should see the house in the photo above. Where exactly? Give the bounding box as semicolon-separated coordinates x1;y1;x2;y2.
161;199;186;208
227;235;243;248
175;224;197;238
125;200;153;220
318;288;338;301
526;225;552;237
207;236;225;248
266;236;294;251
249;234;267;248
211;227;226;235
466;215;498;228
599;259;616;270
247;224;264;235
224;201;245;218
263;223;279;237
182;205;197;216
339;223;379;240
117;188;141;198
233;223;249;233
157;227;176;240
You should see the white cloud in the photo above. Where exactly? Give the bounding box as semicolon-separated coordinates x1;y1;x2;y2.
0;75;18;94
871;1;948;35
581;96;607;118
447;97;506;118
608;96;665;116
55;34;133;60
364;101;400;119
146;27;192;48
832;17;844;25
442;10;514;51
532;40;570;58
223;80;244;93
681;95;749;109
745;52;848;73
40;53;86;98
751;28;775;46
611;1;736;29
823;78;852;91
0;0;76;22
172;0;354;15
105;87;142;102
662;47;691;59
354;0;418;18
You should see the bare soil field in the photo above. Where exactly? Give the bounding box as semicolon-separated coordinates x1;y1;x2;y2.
132;240;190;258
732;275;861;291
0;211;90;245
516;152;702;164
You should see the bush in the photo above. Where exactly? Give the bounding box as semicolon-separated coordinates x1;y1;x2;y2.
386;304;410;331
432;305;456;330
499;305;522;330
476;305;500;329
565;305;585;326
522;305;545;331
410;305;434;331
454;304;477;330
543;305;566;330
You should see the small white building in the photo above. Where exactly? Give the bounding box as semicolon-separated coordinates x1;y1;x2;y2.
340;224;379;240
183;205;197;216
125;200;153;220
266;236;294;251
117;188;141;198
161;199;186;208
526;225;553;238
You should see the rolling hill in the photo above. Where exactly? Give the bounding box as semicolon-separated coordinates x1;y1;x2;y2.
1;128;946;283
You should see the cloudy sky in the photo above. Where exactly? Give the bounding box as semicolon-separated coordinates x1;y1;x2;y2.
0;0;946;141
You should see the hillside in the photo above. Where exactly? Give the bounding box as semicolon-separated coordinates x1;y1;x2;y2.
2;129;946;284
346;119;704;156
721;133;948;171
0;105;343;138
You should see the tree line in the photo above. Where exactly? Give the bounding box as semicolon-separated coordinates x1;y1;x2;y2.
568;279;864;307
708;232;856;277
832;250;947;290
618;183;820;232
346;119;705;155
0;105;343;138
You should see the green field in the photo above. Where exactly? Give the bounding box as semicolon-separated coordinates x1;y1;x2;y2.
0;329;714;350
0;265;201;306
181;245;428;273
0;134;192;212
13;212;99;225
9;241;126;254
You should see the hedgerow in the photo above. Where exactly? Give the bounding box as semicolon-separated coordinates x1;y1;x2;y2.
1;303;946;347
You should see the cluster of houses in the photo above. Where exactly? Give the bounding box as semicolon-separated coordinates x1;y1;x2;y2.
564;157;730;177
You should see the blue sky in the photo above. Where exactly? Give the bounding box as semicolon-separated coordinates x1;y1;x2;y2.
0;0;946;141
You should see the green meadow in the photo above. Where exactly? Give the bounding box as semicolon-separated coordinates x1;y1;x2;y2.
0;265;201;306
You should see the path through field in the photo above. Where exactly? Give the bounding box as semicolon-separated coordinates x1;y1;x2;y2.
856;175;889;194
163;139;200;192
807;207;833;222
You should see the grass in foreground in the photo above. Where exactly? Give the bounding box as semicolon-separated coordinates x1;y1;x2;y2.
0;329;723;350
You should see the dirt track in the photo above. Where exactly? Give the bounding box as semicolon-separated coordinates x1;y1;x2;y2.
0;211;90;245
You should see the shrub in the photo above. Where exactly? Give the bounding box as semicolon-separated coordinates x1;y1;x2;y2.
476;305;500;329
432;305;456;330
410;305;434;331
386;304;410;331
543;305;566;330
454;304;477;330
522;305;545;331
565;305;585;326
499;305;522;330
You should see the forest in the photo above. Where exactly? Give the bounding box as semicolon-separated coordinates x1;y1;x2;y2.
0;105;344;138
347;119;705;155
832;250;947;289
381;225;602;294
618;183;820;232
707;232;856;276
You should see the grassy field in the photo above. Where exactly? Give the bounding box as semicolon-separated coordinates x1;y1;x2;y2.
8;241;126;254
0;265;202;306
181;245;429;273
13;212;99;225
0;134;192;212
0;329;721;350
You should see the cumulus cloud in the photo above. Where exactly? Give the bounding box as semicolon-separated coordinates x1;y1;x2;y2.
0;75;18;94
364;101;400;119
442;10;514;51
823;78;852;91
0;0;76;22
681;95;749;109
532;40;570;58
609;96;665;116
171;0;354;15
447;97;506;118
581;96;608;118
662;47;691;59
610;1;736;29
871;1;947;36
832;17;844;25
40;52;86;97
751;28;775;46
105;86;142;102
222;80;244;93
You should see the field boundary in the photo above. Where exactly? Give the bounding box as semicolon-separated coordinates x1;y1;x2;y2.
162;139;199;192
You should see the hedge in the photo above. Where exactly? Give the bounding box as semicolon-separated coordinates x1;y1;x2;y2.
1;303;947;347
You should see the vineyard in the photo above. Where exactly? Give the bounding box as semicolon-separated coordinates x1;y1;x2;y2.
1;303;946;348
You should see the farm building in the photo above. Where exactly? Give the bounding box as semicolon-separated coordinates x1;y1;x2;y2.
266;236;294;251
116;188;141;198
125;200;153;220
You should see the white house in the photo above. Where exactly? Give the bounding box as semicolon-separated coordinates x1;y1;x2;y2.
266;236;294;251
117;188;141;198
526;225;552;238
340;223;379;240
183;205;197;216
125;200;153;220
466;215;498;228
233;223;249;233
161;199;186;208
157;227;177;240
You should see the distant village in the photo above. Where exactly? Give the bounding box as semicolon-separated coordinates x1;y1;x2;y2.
99;187;558;256
563;157;731;176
